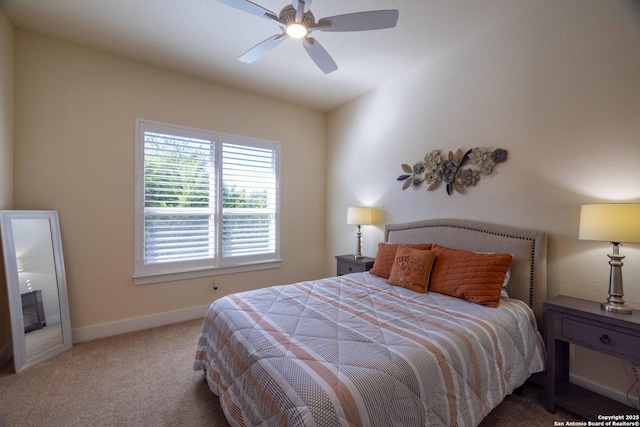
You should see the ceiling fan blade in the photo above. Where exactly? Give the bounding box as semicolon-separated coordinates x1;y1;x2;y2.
217;0;275;20
238;34;287;63
292;0;312;13
292;0;305;22
302;37;338;74
315;10;399;32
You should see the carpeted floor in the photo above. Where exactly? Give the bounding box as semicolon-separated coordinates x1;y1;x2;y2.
25;322;63;359
0;318;583;427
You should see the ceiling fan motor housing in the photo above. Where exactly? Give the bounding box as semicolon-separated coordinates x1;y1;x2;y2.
280;5;315;27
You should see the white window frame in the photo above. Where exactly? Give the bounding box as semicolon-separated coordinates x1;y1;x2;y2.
134;119;281;285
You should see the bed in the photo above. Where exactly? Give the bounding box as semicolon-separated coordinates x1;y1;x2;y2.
194;218;548;426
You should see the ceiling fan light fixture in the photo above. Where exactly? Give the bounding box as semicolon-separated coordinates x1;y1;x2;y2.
286;23;308;38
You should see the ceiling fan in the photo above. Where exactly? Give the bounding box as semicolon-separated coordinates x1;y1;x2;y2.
218;0;399;74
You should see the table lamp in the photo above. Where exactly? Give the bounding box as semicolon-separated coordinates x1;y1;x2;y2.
347;207;372;259
579;203;640;314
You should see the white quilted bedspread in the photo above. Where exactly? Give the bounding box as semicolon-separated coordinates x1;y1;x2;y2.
194;272;545;427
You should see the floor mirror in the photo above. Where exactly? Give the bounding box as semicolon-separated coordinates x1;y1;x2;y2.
0;210;72;372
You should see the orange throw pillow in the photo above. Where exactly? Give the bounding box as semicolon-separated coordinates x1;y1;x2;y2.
369;242;432;279
387;246;437;293
429;244;512;308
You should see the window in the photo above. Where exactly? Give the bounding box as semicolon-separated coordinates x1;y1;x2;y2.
134;120;280;283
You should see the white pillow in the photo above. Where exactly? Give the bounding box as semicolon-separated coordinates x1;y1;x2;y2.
500;268;511;298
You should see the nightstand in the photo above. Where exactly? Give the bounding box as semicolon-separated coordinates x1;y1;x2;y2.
21;289;46;333
335;255;375;276
544;295;640;418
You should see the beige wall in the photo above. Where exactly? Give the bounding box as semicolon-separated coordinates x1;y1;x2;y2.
13;31;327;335
0;12;12;208
0;10;14;367
327;0;640;405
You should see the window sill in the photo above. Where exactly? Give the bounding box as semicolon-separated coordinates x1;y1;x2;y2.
132;259;282;286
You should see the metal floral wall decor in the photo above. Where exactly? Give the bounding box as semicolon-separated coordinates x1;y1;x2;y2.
397;147;508;196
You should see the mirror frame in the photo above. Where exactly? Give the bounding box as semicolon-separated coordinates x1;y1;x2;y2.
0;210;72;372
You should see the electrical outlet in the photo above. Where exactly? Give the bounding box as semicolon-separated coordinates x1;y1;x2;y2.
212;283;219;294
627;361;634;374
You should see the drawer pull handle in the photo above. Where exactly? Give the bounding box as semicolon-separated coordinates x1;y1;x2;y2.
599;334;611;345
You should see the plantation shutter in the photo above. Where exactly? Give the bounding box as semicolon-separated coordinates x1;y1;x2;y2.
136;120;280;279
143;128;215;267
221;139;278;262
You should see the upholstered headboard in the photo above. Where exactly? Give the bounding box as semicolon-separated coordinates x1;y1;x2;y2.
385;218;548;332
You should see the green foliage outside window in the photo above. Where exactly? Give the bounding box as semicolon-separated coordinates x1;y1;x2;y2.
144;152;210;208
144;151;267;209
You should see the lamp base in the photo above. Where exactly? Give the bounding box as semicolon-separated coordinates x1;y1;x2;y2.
601;245;633;314
354;225;363;259
601;301;633;314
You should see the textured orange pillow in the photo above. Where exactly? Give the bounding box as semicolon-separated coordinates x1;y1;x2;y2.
369;242;432;278
387;246;437;293
428;244;512;307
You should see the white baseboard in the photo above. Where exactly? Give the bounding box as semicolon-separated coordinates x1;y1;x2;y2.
46;313;61;326
570;372;638;408
0;343;12;370
71;304;209;343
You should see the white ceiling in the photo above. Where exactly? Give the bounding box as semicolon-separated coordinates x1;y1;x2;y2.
0;0;538;112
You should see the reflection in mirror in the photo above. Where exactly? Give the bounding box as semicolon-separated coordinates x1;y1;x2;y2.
0;211;72;372
13;218;63;359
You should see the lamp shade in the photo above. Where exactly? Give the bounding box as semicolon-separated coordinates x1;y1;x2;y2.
347;207;373;225
579;204;640;243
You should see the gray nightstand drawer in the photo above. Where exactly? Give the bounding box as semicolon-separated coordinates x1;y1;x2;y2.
335;255;375;276
338;263;359;275
562;317;640;358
